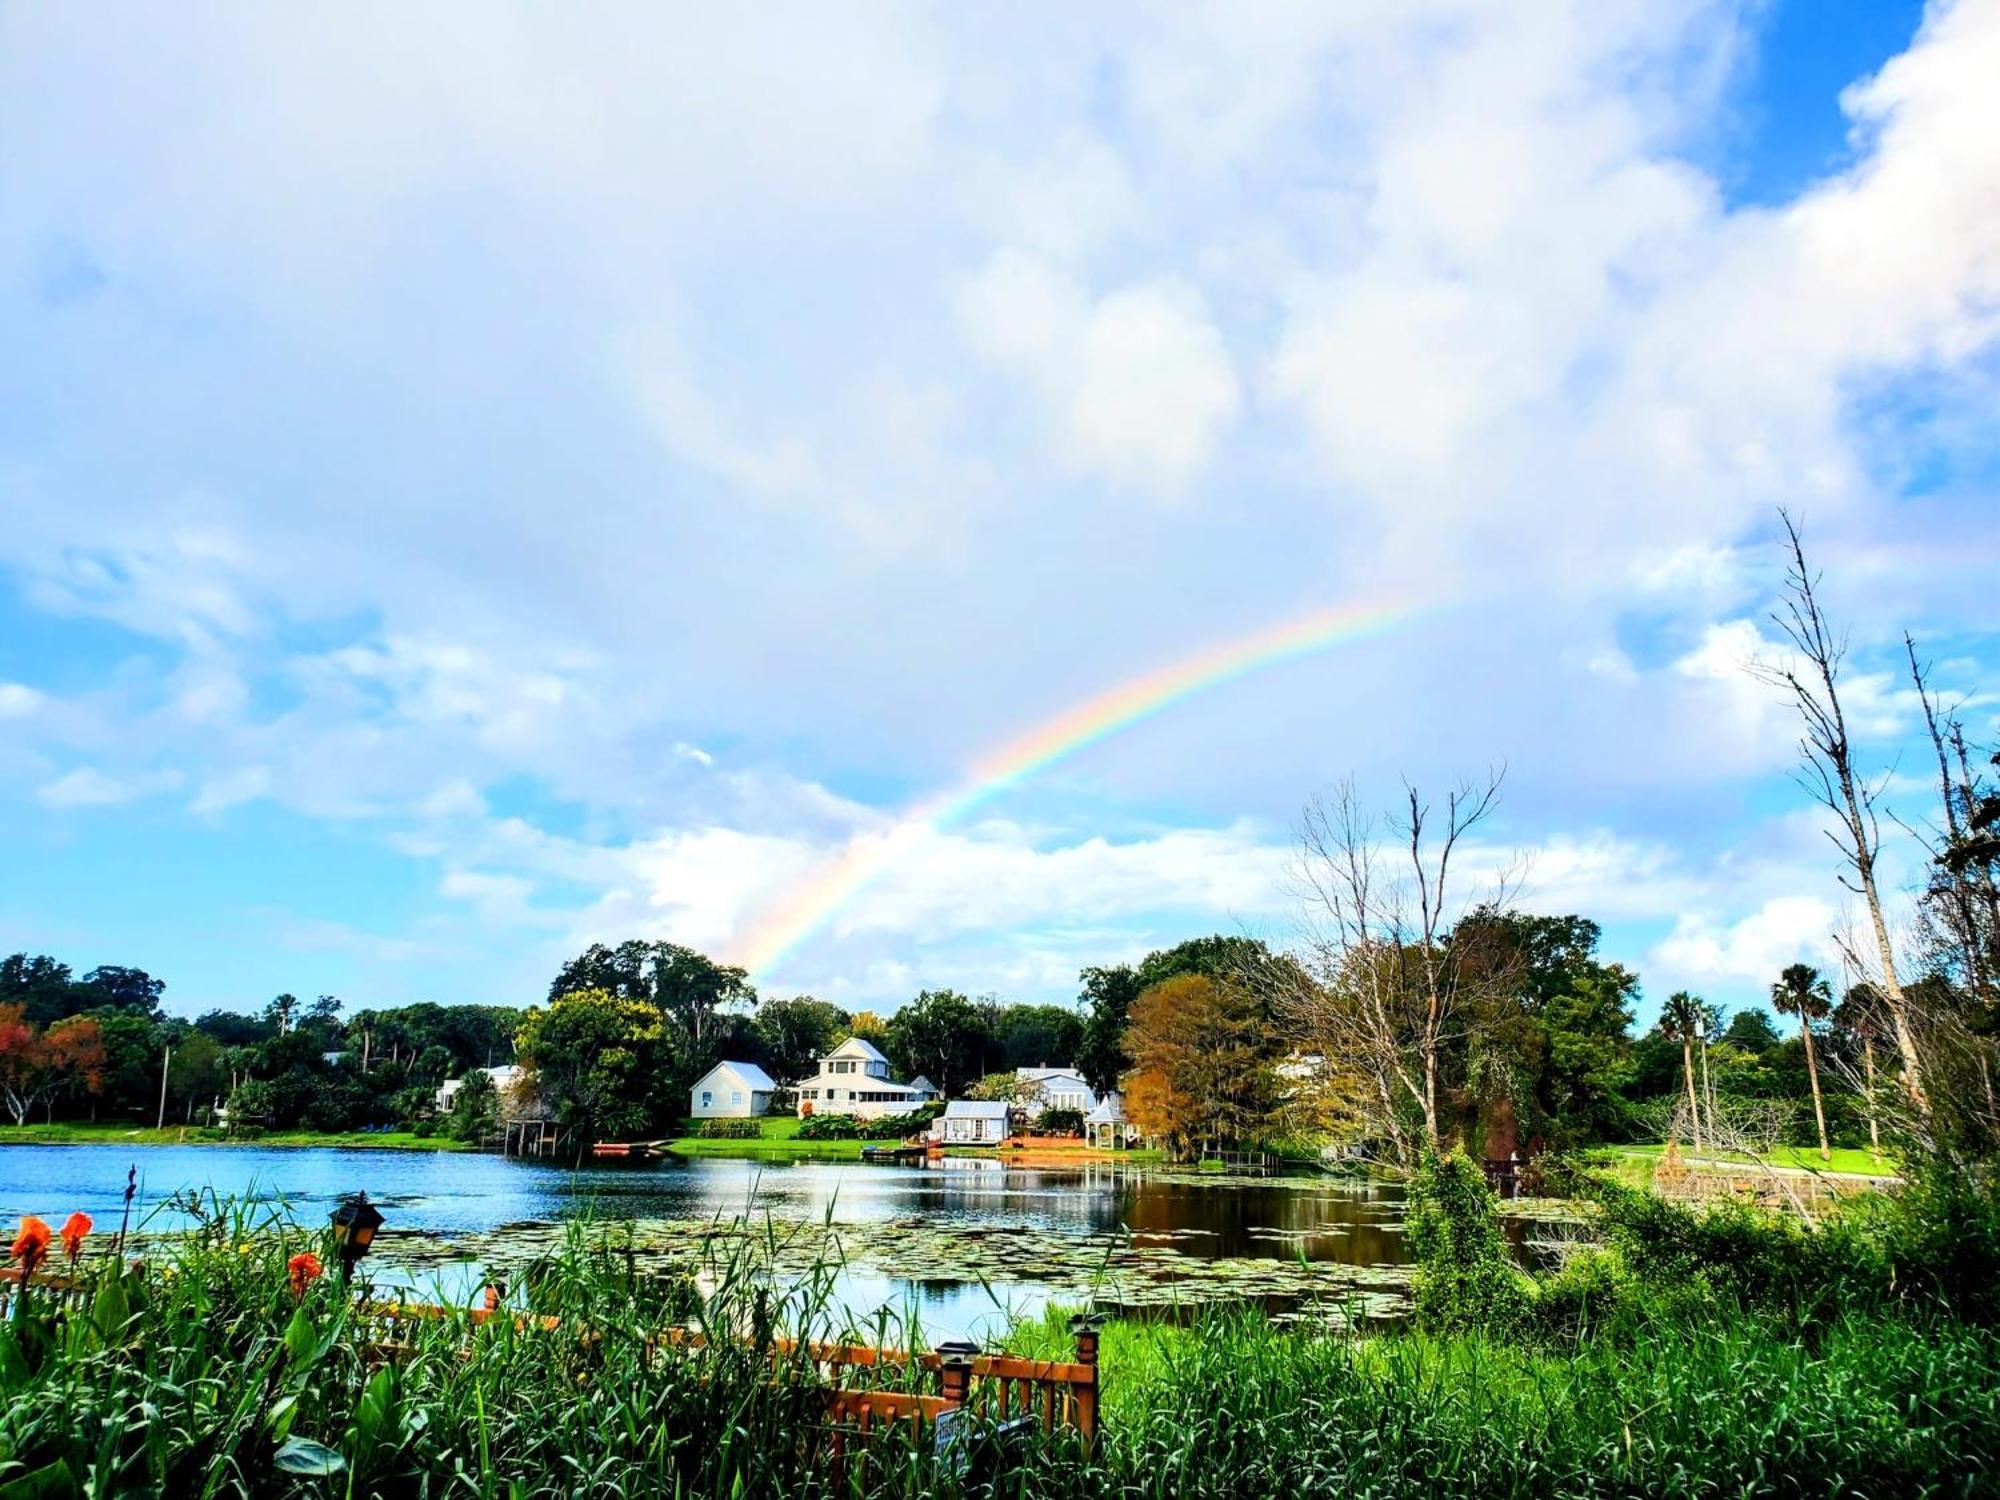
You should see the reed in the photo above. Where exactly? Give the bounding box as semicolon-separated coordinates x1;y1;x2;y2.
5;1183;1998;1496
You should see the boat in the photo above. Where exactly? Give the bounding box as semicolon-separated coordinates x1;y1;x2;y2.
859;1143;929;1164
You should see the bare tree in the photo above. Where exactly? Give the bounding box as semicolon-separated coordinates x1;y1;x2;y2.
1752;511;1927;1113
1279;770;1515;1156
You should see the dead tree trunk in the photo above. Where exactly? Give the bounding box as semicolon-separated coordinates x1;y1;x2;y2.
1758;511;1926;1114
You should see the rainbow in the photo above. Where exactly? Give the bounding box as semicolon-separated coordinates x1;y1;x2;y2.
733;596;1418;980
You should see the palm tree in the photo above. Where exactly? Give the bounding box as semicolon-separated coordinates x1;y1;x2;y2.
1833;982;1888;1158
1771;963;1834;1161
1659;992;1708;1154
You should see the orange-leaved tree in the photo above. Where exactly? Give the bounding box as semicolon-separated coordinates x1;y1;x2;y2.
0;1005;107;1126
1122;974;1281;1159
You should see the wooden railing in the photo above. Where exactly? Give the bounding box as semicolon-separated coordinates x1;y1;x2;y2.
362;1299;1102;1448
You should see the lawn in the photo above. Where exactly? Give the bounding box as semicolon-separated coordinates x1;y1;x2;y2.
664;1116;902;1159
0;1122;469;1151
1615;1142;1897;1177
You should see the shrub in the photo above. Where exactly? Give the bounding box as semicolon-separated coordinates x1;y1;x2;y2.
1405;1150;1534;1336
1039;1108;1085;1136
693;1119;762;1139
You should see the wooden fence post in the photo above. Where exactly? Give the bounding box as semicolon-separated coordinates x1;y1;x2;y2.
1070;1314;1101;1451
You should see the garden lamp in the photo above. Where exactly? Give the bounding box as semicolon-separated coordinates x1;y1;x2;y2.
329;1191;385;1277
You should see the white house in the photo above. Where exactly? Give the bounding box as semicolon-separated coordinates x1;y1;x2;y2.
1015;1067;1096;1117
795;1037;940;1120
690;1060;776;1119
932;1099;1011;1145
436;1064;524;1113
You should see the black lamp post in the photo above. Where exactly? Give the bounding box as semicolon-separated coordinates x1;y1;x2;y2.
329;1191;384;1279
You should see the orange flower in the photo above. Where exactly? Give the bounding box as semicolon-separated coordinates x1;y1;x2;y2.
10;1215;52;1277
286;1251;323;1299
59;1212;92;1263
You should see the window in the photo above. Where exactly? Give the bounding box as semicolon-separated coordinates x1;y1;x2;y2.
731;1091;743;1107
700;1091;713;1109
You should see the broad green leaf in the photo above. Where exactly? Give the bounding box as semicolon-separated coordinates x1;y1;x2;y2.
0;1459;80;1500
272;1438;346;1477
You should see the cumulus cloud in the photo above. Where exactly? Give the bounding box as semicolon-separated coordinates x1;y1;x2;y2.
956;251;1239;493
2;1;1997;1008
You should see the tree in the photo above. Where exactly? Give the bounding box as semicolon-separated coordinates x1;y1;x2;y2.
756;996;851;1084
887;990;993;1096
1659;992;1709;1152
167;1030;227;1121
993;1004;1084;1072
0;1006;105;1125
1123;975;1281;1157
1723;1010;1780;1055
1282;773;1514;1155
447;1070;500;1143
1077;966;1142;1096
75;965;165;1018
515;988;669;1151
1834;982;1890;1154
0;955;77;1026
1753;512;1925;1112
264;993;301;1036
1770;963;1834;1161
967;1071;1045;1107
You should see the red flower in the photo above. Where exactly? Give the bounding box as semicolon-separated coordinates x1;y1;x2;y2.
287;1251;323;1299
59;1212;92;1263
10;1215;52;1277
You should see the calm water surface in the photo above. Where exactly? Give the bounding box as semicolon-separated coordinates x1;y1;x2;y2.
0;1144;1409;1340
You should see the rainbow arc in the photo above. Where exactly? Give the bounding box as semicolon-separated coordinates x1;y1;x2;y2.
733;597;1415;979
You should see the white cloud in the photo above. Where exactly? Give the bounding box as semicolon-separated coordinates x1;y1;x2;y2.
956;251;1239;493
36;766;182;808
1649;894;1843;990
0;683;43;718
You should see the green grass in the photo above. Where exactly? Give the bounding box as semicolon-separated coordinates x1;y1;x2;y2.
6;1192;1995;1497
1618;1141;1898;1176
0;1122;468;1151
665;1117;904;1159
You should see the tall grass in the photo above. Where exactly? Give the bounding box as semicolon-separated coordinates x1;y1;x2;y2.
6;1183;1999;1496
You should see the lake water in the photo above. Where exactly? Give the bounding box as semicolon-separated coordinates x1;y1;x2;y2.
0;1144;1412;1342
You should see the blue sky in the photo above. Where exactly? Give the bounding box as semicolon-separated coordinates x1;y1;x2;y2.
3;0;1997;1026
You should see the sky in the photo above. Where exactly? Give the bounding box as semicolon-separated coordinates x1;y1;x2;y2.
3;0;1997;1027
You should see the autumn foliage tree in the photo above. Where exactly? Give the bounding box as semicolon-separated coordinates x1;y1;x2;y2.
0;1005;107;1125
1121;975;1281;1158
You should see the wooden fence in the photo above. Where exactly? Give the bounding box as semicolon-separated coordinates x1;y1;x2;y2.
362;1299;1103;1455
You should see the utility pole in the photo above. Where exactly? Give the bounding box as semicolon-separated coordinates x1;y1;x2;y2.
156;1043;172;1131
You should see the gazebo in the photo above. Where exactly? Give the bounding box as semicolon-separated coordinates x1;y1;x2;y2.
1084;1091;1137;1149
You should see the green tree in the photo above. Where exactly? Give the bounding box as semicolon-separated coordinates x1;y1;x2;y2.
1770;963;1834;1160
755;996;850;1084
447;1070;501;1143
1659;992;1709;1151
516;988;668;1151
887;990;993;1096
1076;965;1142;1096
1722;1010;1780;1055
993;1003;1085;1071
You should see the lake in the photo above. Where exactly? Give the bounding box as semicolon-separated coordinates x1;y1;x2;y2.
0;1144;1415;1342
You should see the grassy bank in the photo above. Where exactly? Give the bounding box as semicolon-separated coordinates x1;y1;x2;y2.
0;1123;468;1151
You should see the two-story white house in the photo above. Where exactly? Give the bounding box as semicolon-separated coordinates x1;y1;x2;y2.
796;1037;940;1120
1015;1067;1096;1118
